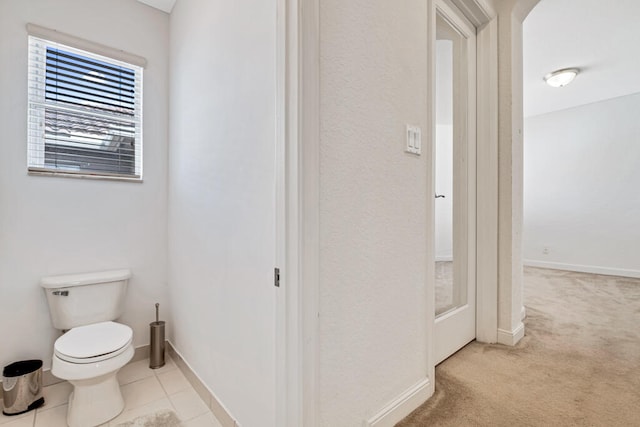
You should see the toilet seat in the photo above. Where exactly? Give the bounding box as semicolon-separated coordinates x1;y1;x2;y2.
54;321;133;364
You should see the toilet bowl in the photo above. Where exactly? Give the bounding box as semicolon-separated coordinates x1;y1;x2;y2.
52;321;134;427
40;269;133;427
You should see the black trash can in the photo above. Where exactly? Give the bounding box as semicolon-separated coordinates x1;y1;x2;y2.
2;360;45;416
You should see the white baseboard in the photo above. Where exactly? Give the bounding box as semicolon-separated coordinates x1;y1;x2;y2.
364;378;432;427
0;343;237;427
524;259;640;279
166;342;238;427
0;343;155;391
497;322;524;346
1;343;161;406
0;343;237;426
435;256;453;262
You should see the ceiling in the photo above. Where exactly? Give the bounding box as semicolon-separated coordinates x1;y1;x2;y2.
136;0;175;13
136;0;639;117
523;0;640;117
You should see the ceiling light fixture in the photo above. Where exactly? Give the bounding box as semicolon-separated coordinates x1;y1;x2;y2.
544;68;579;88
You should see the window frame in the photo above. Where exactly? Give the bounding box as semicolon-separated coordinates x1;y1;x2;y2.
26;25;145;182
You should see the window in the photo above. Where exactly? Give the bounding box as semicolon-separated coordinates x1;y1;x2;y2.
28;33;143;180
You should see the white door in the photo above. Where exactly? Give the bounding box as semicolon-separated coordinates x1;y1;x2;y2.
432;0;477;365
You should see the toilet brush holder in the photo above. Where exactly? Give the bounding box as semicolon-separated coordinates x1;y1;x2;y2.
150;303;165;369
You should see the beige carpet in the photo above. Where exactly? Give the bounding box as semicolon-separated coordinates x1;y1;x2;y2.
435;261;454;315
398;266;640;426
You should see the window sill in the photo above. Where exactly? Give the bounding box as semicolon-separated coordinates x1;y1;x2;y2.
28;169;143;183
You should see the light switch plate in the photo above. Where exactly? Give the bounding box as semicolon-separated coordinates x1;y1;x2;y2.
405;125;421;155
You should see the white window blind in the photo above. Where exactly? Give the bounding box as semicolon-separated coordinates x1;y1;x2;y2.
28;35;143;179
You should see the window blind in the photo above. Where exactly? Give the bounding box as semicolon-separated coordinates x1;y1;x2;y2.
28;35;143;179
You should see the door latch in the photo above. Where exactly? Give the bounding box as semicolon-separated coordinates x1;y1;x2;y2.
274;268;280;288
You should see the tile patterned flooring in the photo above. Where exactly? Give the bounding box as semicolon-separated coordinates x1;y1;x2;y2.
0;356;223;427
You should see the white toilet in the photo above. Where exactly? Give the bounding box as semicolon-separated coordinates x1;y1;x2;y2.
41;269;134;427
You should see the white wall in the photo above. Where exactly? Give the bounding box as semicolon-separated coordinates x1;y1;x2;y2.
319;1;430;424
167;0;277;426
524;93;640;277
0;0;169;371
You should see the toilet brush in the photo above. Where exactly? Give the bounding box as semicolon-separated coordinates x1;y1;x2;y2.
149;303;165;369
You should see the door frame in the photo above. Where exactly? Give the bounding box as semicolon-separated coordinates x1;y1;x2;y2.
276;0;501;425
276;0;320;425
431;0;479;365
435;0;500;345
467;1;499;343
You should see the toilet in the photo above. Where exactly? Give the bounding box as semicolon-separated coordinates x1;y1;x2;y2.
41;269;134;427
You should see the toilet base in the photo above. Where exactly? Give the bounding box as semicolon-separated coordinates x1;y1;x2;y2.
51;337;133;427
67;372;124;427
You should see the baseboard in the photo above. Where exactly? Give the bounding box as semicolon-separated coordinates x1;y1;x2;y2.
39;343;152;387
497;322;525;346
1;343;156;405
364;378;432;427
166;341;238;427
435;256;453;262
2;342;238;427
524;259;640;279
131;342;151;363
42;367;62;387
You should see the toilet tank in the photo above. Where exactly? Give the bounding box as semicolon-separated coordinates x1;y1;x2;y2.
41;269;131;330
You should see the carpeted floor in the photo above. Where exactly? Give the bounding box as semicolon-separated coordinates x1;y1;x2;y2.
435;261;454;315
397;266;640;426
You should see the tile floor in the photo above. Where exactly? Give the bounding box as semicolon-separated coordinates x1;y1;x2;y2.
0;355;223;427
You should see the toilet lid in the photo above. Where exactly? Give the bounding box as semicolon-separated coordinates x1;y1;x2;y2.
55;321;132;361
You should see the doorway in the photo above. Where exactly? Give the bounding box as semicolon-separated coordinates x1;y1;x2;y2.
432;0;477;365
